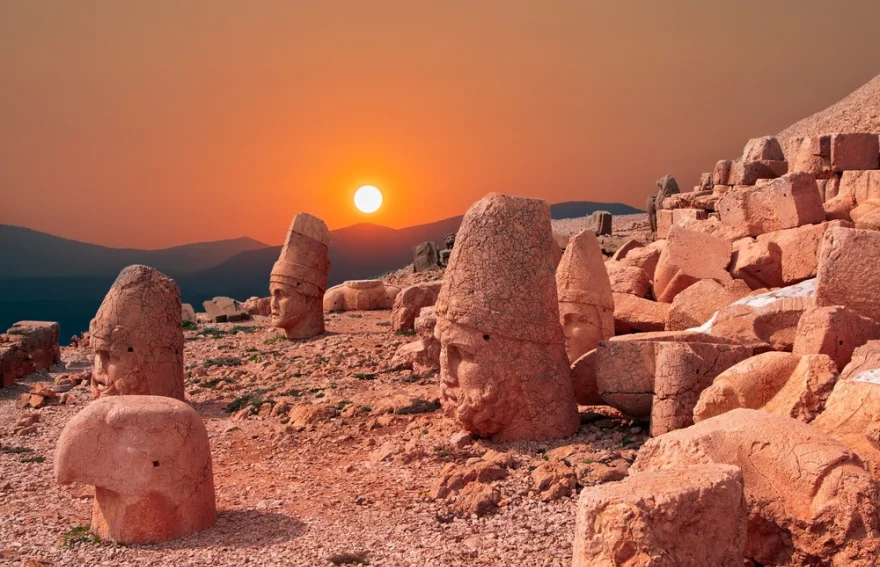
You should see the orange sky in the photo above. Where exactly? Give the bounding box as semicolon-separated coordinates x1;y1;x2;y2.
2;1;880;249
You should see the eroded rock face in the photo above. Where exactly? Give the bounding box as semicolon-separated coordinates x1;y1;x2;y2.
633;409;880;566
717;172;824;237
666;279;751;331
1;321;60;387
270;213;331;339
794;305;880;371
814;375;880;482
556;231;615;363
815;226;880;322
55;396;216;544
390;282;443;332
653;226;732;303
573;464;747;567
89;265;184;400
323;280;402;312
434;193;579;441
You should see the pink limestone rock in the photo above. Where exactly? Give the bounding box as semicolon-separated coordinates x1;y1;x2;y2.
831;132;880;172
89;265;184;400
617;245;661;281
815;226;880;322
841;341;880;380
825;169;880;220
713;159;734;186
693;352;839;424
604;261;650;297
717;172;825;237
794;305;880;371
632;409;880;567
653;225;732;303
324;280;402;312
55;396;216;544
612;293;669;334
555;230;615;364
434;193;579;441
390;281;443;332
1;321;61;387
270;212;331;339
573;464;747;567
666;279;752;331
742;135;785;162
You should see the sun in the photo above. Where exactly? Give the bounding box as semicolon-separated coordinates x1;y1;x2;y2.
354;185;383;213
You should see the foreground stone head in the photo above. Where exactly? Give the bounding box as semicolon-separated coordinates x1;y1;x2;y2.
434;193;579;441
270;213;331;339
55;396;216;544
555;230;614;363
90;265;184;400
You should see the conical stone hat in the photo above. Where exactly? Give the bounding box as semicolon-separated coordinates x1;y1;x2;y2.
270;213;331;298
435;193;564;344
556;230;614;309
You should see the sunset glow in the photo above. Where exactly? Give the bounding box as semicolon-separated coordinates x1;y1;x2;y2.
354;185;383;214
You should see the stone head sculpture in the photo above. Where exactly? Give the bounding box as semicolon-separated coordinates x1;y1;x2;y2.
270;213;331;339
434;193;580;441
55;396;216;544
656;174;680;200
556;230;615;363
90;265;184;400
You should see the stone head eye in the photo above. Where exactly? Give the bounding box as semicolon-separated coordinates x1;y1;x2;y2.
483;334;490;341
153;460;160;467
128;347;134;352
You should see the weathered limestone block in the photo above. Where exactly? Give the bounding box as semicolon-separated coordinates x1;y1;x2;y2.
181;303;198;323
814;374;880;482
653;226;732;303
850;198;880;229
842;341;880;380
815;226;880;322
713;159;734;186
434;193;579;441
729;160;788;186
324;280;402;312
693;352;838;423
792;135;833;178
608;239;643;261
604;261;650;297
831;132;880;172
585;210;612;236
413;241;439;272
717;172;824;237
618;245;661;282
612;293;669;334
666;279;751;331
390;282;443;332
633;409;880;567
90;266;184;400
743;136;785;162
203;297;249;323
655;209;673;238
556;231;615;363
0;343;33;388
570;348;601;406
658;191;715;211
269;213;330;338
825;169;880;220
677;215;746;241
794;305;880;371
55;396;216;544
0;321;61;384
573;464;747;567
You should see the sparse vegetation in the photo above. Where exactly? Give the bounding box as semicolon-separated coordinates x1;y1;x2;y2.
198;327;227;339
264;335;287;345
224;388;272;413
20;456;45;464
354;373;377;381
60;525;101;548
230;325;259;335
182;320;198;331
2;446;32;454
396;399;441;415
203;356;243;368
394;329;415;337
328;552;369;566
336;400;353;411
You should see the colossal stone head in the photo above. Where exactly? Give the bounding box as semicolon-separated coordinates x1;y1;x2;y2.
656;174;680;200
90;265;184;400
55;396;216;544
556;230;615;363
270;213;331;339
434;193;580;441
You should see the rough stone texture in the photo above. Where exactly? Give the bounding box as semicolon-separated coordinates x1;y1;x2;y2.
743;136;785;162
390;282;443;332
831;132;880;172
604;261;650;297
612;293;669;334
676;215;746;241
270;212;331;339
0;342;33;388
556;230;615;363
666;279;751;331
825;169;880;220
203;297;250;323
90;265;185;400
815;226;880;322
434;193;579;441
632;409;880;567
608;239;642;261
618;245;661;281
570;348;601;405
693;352;839;424
653;226;732;303
841;341;880;380
718;172;825;237
324;280;402;312
814;376;880;482
659;191;716;212
0;321;61;387
412;307;441;374
713;159;733;186
413;241;439;272
794;305;880;371
181;303;198;323
573;464;747;567
729;160;788;186
594;332;748;419
850;198;880;229
242;297;271;317
655;208;673;238
791;135;833;178
55;396;216;544
585;210;612;236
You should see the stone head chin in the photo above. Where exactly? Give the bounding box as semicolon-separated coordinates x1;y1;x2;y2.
269;281;324;338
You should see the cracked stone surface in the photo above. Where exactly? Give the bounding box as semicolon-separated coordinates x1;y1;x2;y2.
573;464;746;567
434;193;579;441
54;395;216;544
89;265;184;400
814;376;880;484
717;172;825;237
324;280;402;312
270;212;331;339
555;230;614;364
633;409;880;566
793;305;880;371
390;282;443;332
815;226;880;323
653;226;732;304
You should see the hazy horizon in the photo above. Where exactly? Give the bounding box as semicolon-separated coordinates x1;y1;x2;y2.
3;0;880;248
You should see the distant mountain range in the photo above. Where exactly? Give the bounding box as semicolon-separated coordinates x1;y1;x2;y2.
0;201;642;342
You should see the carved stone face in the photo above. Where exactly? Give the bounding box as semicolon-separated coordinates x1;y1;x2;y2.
270;281;323;339
559;303;611;363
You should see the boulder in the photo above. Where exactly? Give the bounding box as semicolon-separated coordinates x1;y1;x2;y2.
0;343;34;388
585;210;612;236
717;172;824;237
831;132;880;172
390;282;443;332
841;341;880;380
729;160;788;186
608;239;642;261
1;321;61;381
570;349;601;406
693;352;838;423
612;293;669;334
815;227;880;322
632;409;880;566
617;244;661;280
653;226;732;303
666;279;751;331
242;297;271;317
794;306;880;371
573;464;746;567
604;262;650;297
850;198;880;229
743;136;785;162
324;280;402;312
413;241;440;272
203;296;249;323
181;303;198;323
713;159;734;186
825;169;880;220
792;135;833;178
814;375;880;483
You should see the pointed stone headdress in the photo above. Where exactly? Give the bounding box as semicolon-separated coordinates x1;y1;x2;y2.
556;230;614;309
434;193;564;344
270;213;331;298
